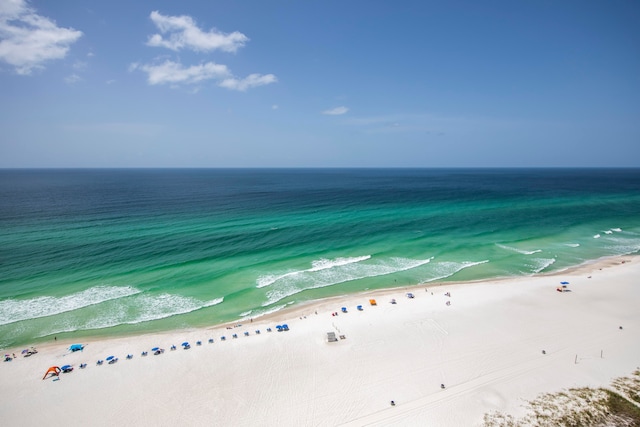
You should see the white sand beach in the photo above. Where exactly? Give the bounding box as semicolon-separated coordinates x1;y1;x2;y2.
1;256;638;426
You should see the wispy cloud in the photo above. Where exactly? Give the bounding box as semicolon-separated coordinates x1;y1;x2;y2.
147;11;248;53
322;106;349;115
130;60;230;85
0;0;82;75
64;73;81;84
134;11;276;92
219;73;277;92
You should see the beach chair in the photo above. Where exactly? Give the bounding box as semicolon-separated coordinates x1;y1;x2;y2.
126;354;133;359
255;330;261;334
208;338;214;343
357;305;363;311
341;307;347;313
232;334;238;339
244;331;249;336
96;360;104;365
221;336;226;341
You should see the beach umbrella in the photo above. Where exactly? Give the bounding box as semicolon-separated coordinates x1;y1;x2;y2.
561;281;569;285
182;342;189;346
21;349;28;354
106;355;115;361
151;347;159;352
69;344;84;352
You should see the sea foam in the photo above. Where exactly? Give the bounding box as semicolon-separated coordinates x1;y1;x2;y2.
0;285;141;326
36;294;224;336
256;255;371;288
262;256;432;306
496;244;542;255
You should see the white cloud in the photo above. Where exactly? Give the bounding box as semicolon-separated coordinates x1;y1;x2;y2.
218;73;277;91
136;11;276;92
322;106;349;115
130;60;230;85
0;0;82;74
64;73;81;84
147;11;248;53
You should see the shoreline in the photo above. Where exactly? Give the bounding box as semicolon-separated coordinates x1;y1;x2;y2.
1;254;638;425
4;253;634;354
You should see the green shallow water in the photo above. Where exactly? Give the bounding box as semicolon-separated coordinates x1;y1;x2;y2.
1;168;639;348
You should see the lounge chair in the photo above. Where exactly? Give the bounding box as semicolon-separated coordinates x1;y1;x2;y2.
96;360;104;365
80;363;87;369
126;354;133;359
208;338;214;343
220;336;226;341
244;331;249;336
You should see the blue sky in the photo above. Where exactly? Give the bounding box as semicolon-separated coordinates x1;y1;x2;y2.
0;0;638;167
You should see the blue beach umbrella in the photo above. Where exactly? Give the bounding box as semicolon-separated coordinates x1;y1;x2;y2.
182;342;189;346
69;344;84;352
106;355;115;361
151;347;159;352
561;281;569;285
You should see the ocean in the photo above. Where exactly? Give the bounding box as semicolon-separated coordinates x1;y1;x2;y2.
1;168;639;348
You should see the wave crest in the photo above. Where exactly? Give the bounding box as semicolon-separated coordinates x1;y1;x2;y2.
0;286;141;326
256;255;371;288
262;256;432;306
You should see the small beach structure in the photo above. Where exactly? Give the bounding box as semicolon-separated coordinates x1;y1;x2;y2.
42;366;61;380
369;299;377;306
182;342;191;349
106;355;118;364
357;305;363;311
61;365;73;373
327;332;338;342
69;344;84;352
341;307;347;313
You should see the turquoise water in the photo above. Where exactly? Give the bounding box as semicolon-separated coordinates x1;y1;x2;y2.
1;168;639;348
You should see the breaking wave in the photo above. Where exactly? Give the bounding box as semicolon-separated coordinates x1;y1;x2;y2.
256;255;372;288
422;260;489;283
35;294;224;337
0;286;141;326
262;256;432;306
496;244;542;255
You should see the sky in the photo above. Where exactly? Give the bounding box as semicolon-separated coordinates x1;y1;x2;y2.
0;0;639;168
